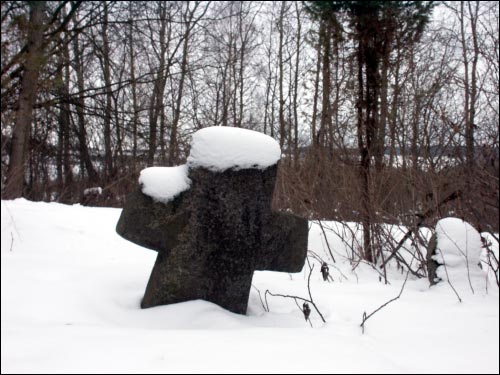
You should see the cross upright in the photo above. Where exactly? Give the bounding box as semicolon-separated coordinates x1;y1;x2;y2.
116;127;308;314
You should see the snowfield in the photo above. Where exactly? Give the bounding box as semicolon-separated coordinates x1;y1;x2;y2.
1;199;498;374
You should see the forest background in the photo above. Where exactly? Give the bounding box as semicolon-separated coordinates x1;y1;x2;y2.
1;1;498;263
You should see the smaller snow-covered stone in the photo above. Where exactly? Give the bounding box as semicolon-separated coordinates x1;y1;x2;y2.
434;217;482;268
187;126;281;171
83;187;102;196
139;165;191;203
432;218;485;288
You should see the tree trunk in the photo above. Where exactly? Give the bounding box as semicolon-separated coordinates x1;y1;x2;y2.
311;23;322;148
128;7;139;173
4;2;45;199
147;2;168;166
57;27;73;202
263;13;275;136
376;41;390;172
237;8;245;128
73;26;98;184
221;30;233;128
389;39;401;168
319;22;332;152
292;2;301;168
102;2;114;181
168;4;194;166
463;1;479;187
231;38;238;128
159;105;167;164
278;1;286;149
357;31;374;263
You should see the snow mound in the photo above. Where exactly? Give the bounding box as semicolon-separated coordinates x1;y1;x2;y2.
187;126;281;171
139;165;191;203
433;217;486;289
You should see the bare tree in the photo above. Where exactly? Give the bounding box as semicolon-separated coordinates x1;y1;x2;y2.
3;2;46;199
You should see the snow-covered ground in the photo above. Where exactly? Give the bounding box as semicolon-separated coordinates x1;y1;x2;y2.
1;199;498;373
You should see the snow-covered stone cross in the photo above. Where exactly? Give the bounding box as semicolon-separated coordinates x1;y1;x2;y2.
116;127;308;314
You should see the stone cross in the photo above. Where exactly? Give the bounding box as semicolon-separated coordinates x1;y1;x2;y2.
116;135;308;315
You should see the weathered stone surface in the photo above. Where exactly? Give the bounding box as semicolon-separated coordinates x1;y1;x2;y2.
426;232;440;285
116;163;308;314
116;188;188;254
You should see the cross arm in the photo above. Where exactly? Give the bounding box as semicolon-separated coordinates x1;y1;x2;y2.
116;189;189;254
257;211;308;272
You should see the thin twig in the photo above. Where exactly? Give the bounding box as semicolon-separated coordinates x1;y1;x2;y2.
481;236;499;287
251;284;268;312
380;190;461;269
438;226;476;295
306;258;327;323
438;257;463;303
264;290;326;324
3;203;22;242
264;259;326;324
317;220;336;263
360;267;411;334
